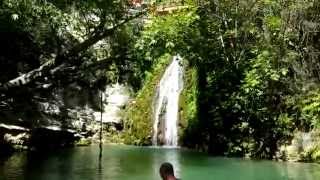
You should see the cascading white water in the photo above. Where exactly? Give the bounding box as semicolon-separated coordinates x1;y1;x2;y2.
152;55;184;146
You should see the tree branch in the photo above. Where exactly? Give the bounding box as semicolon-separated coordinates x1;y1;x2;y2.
0;9;146;92
84;57;115;71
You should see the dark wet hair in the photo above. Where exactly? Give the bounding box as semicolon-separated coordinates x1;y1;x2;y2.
160;162;174;176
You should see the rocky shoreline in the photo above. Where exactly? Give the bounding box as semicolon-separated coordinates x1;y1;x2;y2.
0;120;126;155
0;123;81;152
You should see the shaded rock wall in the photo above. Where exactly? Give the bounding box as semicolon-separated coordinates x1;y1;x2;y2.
0;82;132;151
278;130;320;162
0;124;80;152
93;83;131;124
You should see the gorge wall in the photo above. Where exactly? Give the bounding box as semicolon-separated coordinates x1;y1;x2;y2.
0;82;131;152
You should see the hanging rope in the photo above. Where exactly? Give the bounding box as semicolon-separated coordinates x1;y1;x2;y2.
99;90;103;159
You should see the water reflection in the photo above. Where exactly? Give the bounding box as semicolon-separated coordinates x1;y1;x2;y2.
2;153;27;180
284;162;320;180
98;153;102;180
1;145;320;180
152;147;181;179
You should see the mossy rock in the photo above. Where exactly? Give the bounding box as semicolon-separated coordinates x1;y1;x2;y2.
179;64;199;146
122;54;171;145
76;138;91;146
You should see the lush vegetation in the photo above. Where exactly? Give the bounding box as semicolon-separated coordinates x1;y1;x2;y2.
131;0;320;159
0;0;145;127
123;54;171;145
1;0;320;161
179;63;198;146
0;0;147;151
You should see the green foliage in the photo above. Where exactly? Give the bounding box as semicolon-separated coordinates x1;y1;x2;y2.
136;0;320;159
122;54;171;145
0;0;145;133
120;7;200;146
75;138;91;146
311;148;320;162
294;89;320;129
179;64;199;146
1;0;320;161
134;8;198;59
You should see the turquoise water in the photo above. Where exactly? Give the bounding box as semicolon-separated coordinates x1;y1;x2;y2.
1;145;320;180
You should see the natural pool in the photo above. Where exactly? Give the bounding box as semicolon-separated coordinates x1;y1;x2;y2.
1;145;320;180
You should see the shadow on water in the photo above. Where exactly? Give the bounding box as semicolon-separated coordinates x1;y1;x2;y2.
22;149;75;180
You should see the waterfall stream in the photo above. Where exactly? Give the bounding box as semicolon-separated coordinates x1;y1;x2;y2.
152;55;184;146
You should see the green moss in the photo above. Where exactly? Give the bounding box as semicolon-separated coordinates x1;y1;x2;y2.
311;149;320;162
179;63;199;145
75;138;91;146
103;126;126;144
122;54;171;145
300;145;320;162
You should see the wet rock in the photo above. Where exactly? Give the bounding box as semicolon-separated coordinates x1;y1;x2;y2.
4;133;30;149
0;124;30;152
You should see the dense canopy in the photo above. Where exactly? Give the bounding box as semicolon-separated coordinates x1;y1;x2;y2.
1;0;320;161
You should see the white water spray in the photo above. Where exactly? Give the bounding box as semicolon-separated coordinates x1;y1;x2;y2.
152;55;184;146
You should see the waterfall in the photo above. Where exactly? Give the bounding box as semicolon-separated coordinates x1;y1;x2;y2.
152;55;184;146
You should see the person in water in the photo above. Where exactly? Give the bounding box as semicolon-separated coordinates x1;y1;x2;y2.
159;162;179;180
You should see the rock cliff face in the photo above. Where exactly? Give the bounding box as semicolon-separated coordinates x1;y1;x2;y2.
277;130;320;162
93;83;131;124
0;83;131;152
